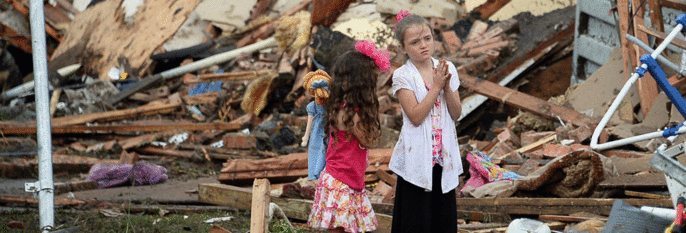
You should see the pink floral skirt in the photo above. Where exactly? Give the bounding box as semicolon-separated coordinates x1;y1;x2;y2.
308;169;377;233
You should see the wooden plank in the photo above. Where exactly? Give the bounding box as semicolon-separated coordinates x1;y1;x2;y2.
135;146;196;160
199;183;389;222
189;70;273;84
454;197;672;215
649;0;665;46
661;0;686;11
624;190;671;199
45;101;180;127
250;179;270;233
617;0;634;80
375;170;397;187
0;122;241;135
50;0;202;80
538;215;607;222
218;165;392;185
632;1;660;117
458;73;598;127
498;134;556;159
636;24;686;50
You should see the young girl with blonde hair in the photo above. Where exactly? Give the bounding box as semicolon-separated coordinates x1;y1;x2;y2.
390;10;463;233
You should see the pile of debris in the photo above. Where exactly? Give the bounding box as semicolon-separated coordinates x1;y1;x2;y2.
2;0;686;232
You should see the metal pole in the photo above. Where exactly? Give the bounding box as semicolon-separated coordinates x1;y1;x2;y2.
625;34;686;77
27;0;54;231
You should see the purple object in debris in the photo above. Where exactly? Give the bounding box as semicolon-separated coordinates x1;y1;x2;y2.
87;162;168;188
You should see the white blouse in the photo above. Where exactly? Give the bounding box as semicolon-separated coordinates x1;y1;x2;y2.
389;57;463;193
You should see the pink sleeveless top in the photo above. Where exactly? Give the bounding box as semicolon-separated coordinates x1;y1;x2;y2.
325;129;368;191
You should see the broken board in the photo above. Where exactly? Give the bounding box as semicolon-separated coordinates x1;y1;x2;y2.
49;0;202;81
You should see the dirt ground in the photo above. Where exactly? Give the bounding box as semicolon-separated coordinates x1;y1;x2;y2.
0;157;322;232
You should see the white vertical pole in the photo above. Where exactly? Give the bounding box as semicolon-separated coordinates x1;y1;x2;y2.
28;0;54;231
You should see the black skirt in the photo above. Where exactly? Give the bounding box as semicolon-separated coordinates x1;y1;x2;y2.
391;165;457;233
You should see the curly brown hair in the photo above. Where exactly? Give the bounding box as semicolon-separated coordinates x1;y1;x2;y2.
325;50;382;147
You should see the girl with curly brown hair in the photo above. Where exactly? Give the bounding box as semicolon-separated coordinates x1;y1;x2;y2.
307;40;389;233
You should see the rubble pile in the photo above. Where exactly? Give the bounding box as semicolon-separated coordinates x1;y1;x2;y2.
1;0;685;232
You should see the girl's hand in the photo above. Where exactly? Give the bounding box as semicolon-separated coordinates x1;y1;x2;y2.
432;59;451;90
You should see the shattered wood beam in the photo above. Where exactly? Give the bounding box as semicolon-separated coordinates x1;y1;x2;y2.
136;146;197;160
40;101;180;127
455;198;672;215
473;0;512;20
661;0;686;11
459;73;598;127
0;122;241;135
632;1;659;117
0;195;85;207
218;165;391;185
459;23;574;121
218;148;392;184
617;0;634;80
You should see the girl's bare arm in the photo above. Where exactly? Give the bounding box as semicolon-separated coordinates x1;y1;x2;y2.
350;113;375;148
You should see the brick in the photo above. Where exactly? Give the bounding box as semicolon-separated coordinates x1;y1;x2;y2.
527;149;545;160
441;30;461;54
571;124;593;143
520;131;555;147
497;127;521;148
209;224;232;233
467;40;510;56
542;143;573;158
517;159;540;176
371;180;394;204
119;151;139;164
467;20;489;41
489;142;516;159
223;133;257;149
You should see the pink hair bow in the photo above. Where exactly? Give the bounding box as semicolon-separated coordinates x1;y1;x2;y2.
395;10;411;29
355;40;391;73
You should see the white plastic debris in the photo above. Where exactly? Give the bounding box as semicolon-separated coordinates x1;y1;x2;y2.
241;128;250;134
559;139;575;146
210;140;224;148
169;133;189;145
151;141;168;147
204;216;233;224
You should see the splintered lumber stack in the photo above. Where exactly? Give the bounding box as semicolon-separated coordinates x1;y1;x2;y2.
446;18;519;77
218;148;393;185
